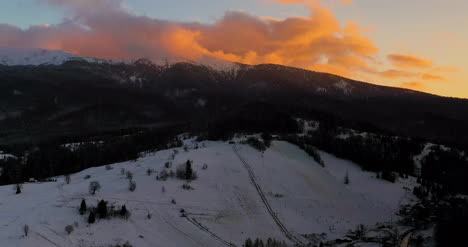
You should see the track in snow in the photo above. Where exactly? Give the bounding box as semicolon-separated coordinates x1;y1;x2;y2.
185;216;237;247
232;145;306;246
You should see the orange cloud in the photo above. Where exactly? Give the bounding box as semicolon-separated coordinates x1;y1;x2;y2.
379;69;417;79
387;54;433;69
0;0;379;79
398;81;427;91
421;73;446;81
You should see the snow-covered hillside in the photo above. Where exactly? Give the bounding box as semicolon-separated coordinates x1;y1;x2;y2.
0;140;416;247
0;47;79;66
0;47;241;73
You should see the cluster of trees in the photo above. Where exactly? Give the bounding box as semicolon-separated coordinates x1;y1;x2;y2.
244;238;289;247
421;146;468;194
79;199;130;224
0;126;182;185
282;125;422;182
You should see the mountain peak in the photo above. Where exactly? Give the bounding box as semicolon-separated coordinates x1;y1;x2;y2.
0;47;79;66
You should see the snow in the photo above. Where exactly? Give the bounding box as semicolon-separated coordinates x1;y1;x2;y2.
0;47;242;75
0;140;415;246
334;80;353;95
0;151;16;160
413;143;436;176
0;47;78;66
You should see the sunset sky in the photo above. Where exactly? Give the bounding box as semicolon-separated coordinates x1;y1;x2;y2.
1;0;467;98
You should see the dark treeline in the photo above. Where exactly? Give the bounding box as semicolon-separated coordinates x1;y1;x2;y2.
421;146;468;194
0;125;184;185
283;126;421;176
282;122;468;194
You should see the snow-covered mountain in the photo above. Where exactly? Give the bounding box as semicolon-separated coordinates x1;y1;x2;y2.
0;47;79;66
0;138;416;247
0;47;241;72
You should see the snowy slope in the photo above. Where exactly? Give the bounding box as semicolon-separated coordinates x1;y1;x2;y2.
0;47;241;73
0;140;416;247
0;47;78;66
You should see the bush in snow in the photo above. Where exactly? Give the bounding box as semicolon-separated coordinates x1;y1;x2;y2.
381;170;396;183
65;174;71;184
23;224;29;237
79;199;87;215
202;163;208;170
161;186;166;193
97;200;108;218
89;181;101;195
88;212;96;224
146;168;154;176
126;171;133;180
105;165;113;170
128;180;136;192
84;174;91;179
65;225;74;235
182;184;193;190
344;172;350;185
261;132;273;148
246;137;266;152
165;162;172;168
120;168;125;175
15;183;22;194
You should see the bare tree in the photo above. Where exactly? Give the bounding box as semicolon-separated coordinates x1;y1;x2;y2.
89;181;101;195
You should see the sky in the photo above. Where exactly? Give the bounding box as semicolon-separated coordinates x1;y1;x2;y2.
0;0;467;98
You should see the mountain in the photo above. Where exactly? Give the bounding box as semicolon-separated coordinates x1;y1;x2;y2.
0;47;467;149
0;47;79;66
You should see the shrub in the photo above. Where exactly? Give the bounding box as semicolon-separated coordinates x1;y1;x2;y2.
23;224;29;237
246;137;266;152
182;184;193;190
79;199;87;215
146;168;154;176
382;170;396;183
202;163;208;170
126;171;133;180
84;175;91;179
165;162;172;168
65;225;74;235
120;168;125;175
88;212;96;224
105;165;113;170
129;180;136;192
97;200;108;218
15;184;22;194
344;172;350;185
65;174;71;184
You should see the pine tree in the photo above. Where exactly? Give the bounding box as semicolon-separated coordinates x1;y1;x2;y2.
120;205;128;217
185;160;193;180
245;238;253;247
88;212;96;224
97;200;108;218
344;172;350;185
79;199;87;215
15;184;21;194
